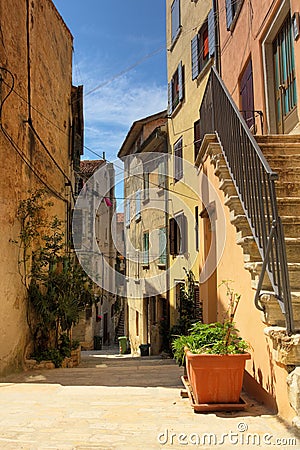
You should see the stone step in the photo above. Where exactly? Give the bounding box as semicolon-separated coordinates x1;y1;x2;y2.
277;197;300;216
219;178;237;197
245;261;300;291
258;291;300;329
275;182;300;197
256;134;300;144
237;235;300;264
231;214;300;238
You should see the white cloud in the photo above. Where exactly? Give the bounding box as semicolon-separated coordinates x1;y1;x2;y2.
82;70;167;162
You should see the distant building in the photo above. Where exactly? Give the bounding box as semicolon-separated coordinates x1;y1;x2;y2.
72;159;117;348
118;111;169;355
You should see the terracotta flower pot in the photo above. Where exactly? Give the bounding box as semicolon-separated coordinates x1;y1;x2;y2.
185;350;251;404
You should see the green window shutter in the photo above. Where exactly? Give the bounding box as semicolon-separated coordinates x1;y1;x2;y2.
143;232;149;265
159;228;167;265
191;34;199;80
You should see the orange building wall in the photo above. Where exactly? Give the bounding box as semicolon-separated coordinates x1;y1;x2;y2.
199;148;296;421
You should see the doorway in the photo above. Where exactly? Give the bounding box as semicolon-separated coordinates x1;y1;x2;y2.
273;14;298;133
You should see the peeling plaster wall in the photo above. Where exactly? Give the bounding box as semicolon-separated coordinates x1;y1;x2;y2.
0;0;73;376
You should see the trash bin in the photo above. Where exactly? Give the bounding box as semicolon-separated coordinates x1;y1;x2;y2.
139;344;150;357
94;335;102;350
118;336;127;354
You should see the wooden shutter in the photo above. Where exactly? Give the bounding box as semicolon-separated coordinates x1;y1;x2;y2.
208;8;215;57
169;217;178;255
226;0;233;30
171;0;180;41
177;213;187;254
191;34;199;80
194;119;201;161
178;61;183;102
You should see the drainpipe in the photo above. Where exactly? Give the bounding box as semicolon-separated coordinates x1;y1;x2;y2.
212;0;221;76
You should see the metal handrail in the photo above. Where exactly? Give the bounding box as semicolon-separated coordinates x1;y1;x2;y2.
199;66;294;334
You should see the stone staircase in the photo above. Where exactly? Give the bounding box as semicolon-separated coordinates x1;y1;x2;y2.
208;135;300;331
114;307;125;343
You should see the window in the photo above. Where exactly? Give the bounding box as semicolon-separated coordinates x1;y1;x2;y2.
136;311;139;335
168;61;184;115
125;199;130;228
226;0;243;30
191;9;215;80
169;213;187;256
194;119;201;161
143;231;149;267
135;190;141;221
158;227;167;266
171;0;181;43
174;137;183;182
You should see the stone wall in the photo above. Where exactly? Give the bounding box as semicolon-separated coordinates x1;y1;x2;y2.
0;0;74;376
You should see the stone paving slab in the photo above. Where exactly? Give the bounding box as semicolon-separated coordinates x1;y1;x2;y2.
0;351;299;449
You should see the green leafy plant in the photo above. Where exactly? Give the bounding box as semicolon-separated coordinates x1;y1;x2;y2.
172;281;248;365
15;191;94;366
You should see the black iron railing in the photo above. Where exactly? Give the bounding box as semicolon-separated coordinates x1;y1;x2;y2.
199;67;294;334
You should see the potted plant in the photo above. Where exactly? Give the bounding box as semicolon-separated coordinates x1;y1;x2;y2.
172;281;250;405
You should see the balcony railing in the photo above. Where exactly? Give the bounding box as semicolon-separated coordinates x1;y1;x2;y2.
199;66;294;334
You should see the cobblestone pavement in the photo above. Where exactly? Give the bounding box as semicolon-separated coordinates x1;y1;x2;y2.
0;348;299;449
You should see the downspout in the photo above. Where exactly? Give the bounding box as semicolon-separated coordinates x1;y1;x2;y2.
25;0;32;125
212;0;221;76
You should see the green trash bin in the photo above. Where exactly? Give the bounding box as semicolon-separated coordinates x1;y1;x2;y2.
139;344;150;356
94;336;102;350
118;336;127;354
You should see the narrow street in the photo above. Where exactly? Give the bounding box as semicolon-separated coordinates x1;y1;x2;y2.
0;348;299;449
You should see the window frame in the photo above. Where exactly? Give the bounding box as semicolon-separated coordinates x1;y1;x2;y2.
125;199;130;228
191;9;215;81
168;61;184;115
135;190;141;222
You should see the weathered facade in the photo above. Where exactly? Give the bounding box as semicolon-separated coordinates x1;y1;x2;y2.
118;111;169;355
0;0;80;375
192;0;300;425
166;0;213;328
73;159;117;348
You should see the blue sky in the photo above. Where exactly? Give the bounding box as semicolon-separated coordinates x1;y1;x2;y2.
53;0;167;166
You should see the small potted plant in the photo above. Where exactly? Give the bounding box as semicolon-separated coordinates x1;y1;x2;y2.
172;281;250;405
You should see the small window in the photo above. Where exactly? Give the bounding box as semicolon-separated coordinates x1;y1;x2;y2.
174;137;183;182
135;190;141;221
168;61;184;115
169;213;187;256
143;231;149;267
171;0;181;43
191;9;215;80
158;227;167;266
